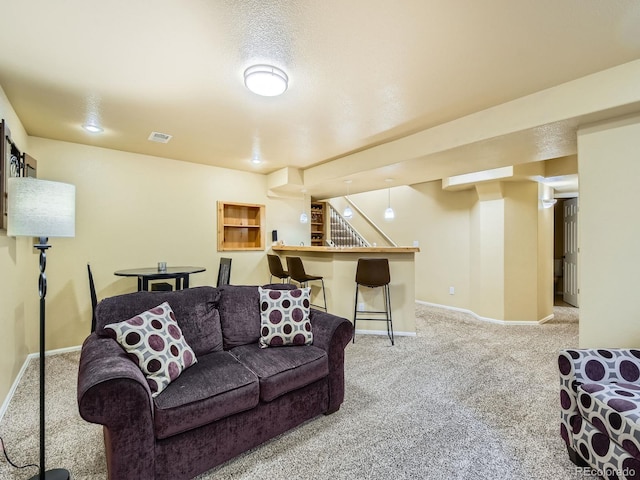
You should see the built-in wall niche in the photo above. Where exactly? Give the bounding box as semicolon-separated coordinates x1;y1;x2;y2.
1;118;38;230
217;201;265;251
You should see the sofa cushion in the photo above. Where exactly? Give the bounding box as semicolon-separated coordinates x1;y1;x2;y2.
96;287;223;356
259;287;313;348
577;383;640;460
103;302;197;397
230;343;329;402
153;351;259;439
217;285;262;349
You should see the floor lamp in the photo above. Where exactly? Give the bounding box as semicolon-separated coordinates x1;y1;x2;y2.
8;177;75;480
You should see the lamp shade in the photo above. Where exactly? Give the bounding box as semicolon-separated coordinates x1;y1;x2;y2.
384;207;395;221
8;178;76;238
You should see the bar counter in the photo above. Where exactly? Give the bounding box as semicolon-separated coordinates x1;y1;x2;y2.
271;245;419;336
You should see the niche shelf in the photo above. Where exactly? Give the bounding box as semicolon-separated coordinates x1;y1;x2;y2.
217;201;265;251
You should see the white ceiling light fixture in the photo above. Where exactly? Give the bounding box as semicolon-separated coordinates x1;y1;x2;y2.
82;123;103;134
384;178;395;221
244;64;288;97
343;180;353;219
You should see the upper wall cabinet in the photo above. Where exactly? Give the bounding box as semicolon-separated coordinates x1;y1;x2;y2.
217;201;265;251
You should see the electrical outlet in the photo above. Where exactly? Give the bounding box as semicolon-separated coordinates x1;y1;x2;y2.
449;286;455;295
358;302;365;311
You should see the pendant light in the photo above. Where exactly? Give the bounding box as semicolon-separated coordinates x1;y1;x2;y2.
343;180;353;219
299;189;308;224
384;178;395;221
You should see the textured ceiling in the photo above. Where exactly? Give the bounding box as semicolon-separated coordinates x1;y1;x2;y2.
1;0;640;197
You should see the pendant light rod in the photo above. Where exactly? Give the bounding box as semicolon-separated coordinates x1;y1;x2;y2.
299;189;308;224
384;178;395;221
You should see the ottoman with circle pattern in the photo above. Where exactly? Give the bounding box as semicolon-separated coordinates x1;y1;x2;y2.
559;349;640;480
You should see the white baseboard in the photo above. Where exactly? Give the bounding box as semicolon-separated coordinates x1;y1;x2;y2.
0;345;82;423
0;354;31;424
416;300;551;326
354;329;416;337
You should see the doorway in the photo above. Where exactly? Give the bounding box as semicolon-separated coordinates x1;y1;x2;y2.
553;198;579;307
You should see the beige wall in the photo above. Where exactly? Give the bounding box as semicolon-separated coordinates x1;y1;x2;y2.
343;178;553;322
343;182;475;309
578;114;640;347
470;185;506;319
26;137;308;351
0;98;308;408
0;86;31;412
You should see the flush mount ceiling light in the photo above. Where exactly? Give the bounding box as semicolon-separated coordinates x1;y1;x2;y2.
82;123;103;133
244;64;288;97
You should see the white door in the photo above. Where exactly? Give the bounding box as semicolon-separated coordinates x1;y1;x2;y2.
563;198;579;307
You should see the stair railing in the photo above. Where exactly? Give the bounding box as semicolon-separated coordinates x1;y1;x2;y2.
328;204;370;247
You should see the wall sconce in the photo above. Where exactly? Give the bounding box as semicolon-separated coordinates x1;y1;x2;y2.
541;198;557;209
343;180;353;219
384;179;395;221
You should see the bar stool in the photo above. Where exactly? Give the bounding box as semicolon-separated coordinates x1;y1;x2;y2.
286;256;327;311
267;254;289;283
353;258;394;345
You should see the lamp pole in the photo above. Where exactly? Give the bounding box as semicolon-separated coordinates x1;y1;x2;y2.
30;238;69;480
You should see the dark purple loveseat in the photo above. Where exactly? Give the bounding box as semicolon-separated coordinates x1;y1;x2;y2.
77;285;353;480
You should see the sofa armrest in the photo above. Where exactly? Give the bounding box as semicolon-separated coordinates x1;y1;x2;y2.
310;309;353;413
77;333;156;479
558;348;640;447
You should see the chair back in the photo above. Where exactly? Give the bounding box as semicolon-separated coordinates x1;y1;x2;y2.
286;256;307;283
355;258;390;287
267;254;287;278
87;263;98;332
217;257;232;287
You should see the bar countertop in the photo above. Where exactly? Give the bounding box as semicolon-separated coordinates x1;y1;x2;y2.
271;245;420;253
271;244;418;335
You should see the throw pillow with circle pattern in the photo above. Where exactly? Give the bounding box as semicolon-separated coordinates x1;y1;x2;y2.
103;301;197;397
259;286;313;348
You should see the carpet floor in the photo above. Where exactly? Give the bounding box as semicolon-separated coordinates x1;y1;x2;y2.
0;303;581;479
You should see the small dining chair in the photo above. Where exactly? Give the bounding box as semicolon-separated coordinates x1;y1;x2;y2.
87;263;98;333
217;257;232;287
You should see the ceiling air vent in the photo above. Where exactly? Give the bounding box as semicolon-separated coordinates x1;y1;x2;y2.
148;131;172;143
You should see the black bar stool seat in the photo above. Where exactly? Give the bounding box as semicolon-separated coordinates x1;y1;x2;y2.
286;256;327;311
267;254;289;283
353;258;394;345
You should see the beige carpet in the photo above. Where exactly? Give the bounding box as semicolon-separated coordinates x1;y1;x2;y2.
0;303;580;480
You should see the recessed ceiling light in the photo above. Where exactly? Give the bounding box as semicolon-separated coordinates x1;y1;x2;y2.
244;65;288;97
251;156;262;165
82;124;103;133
